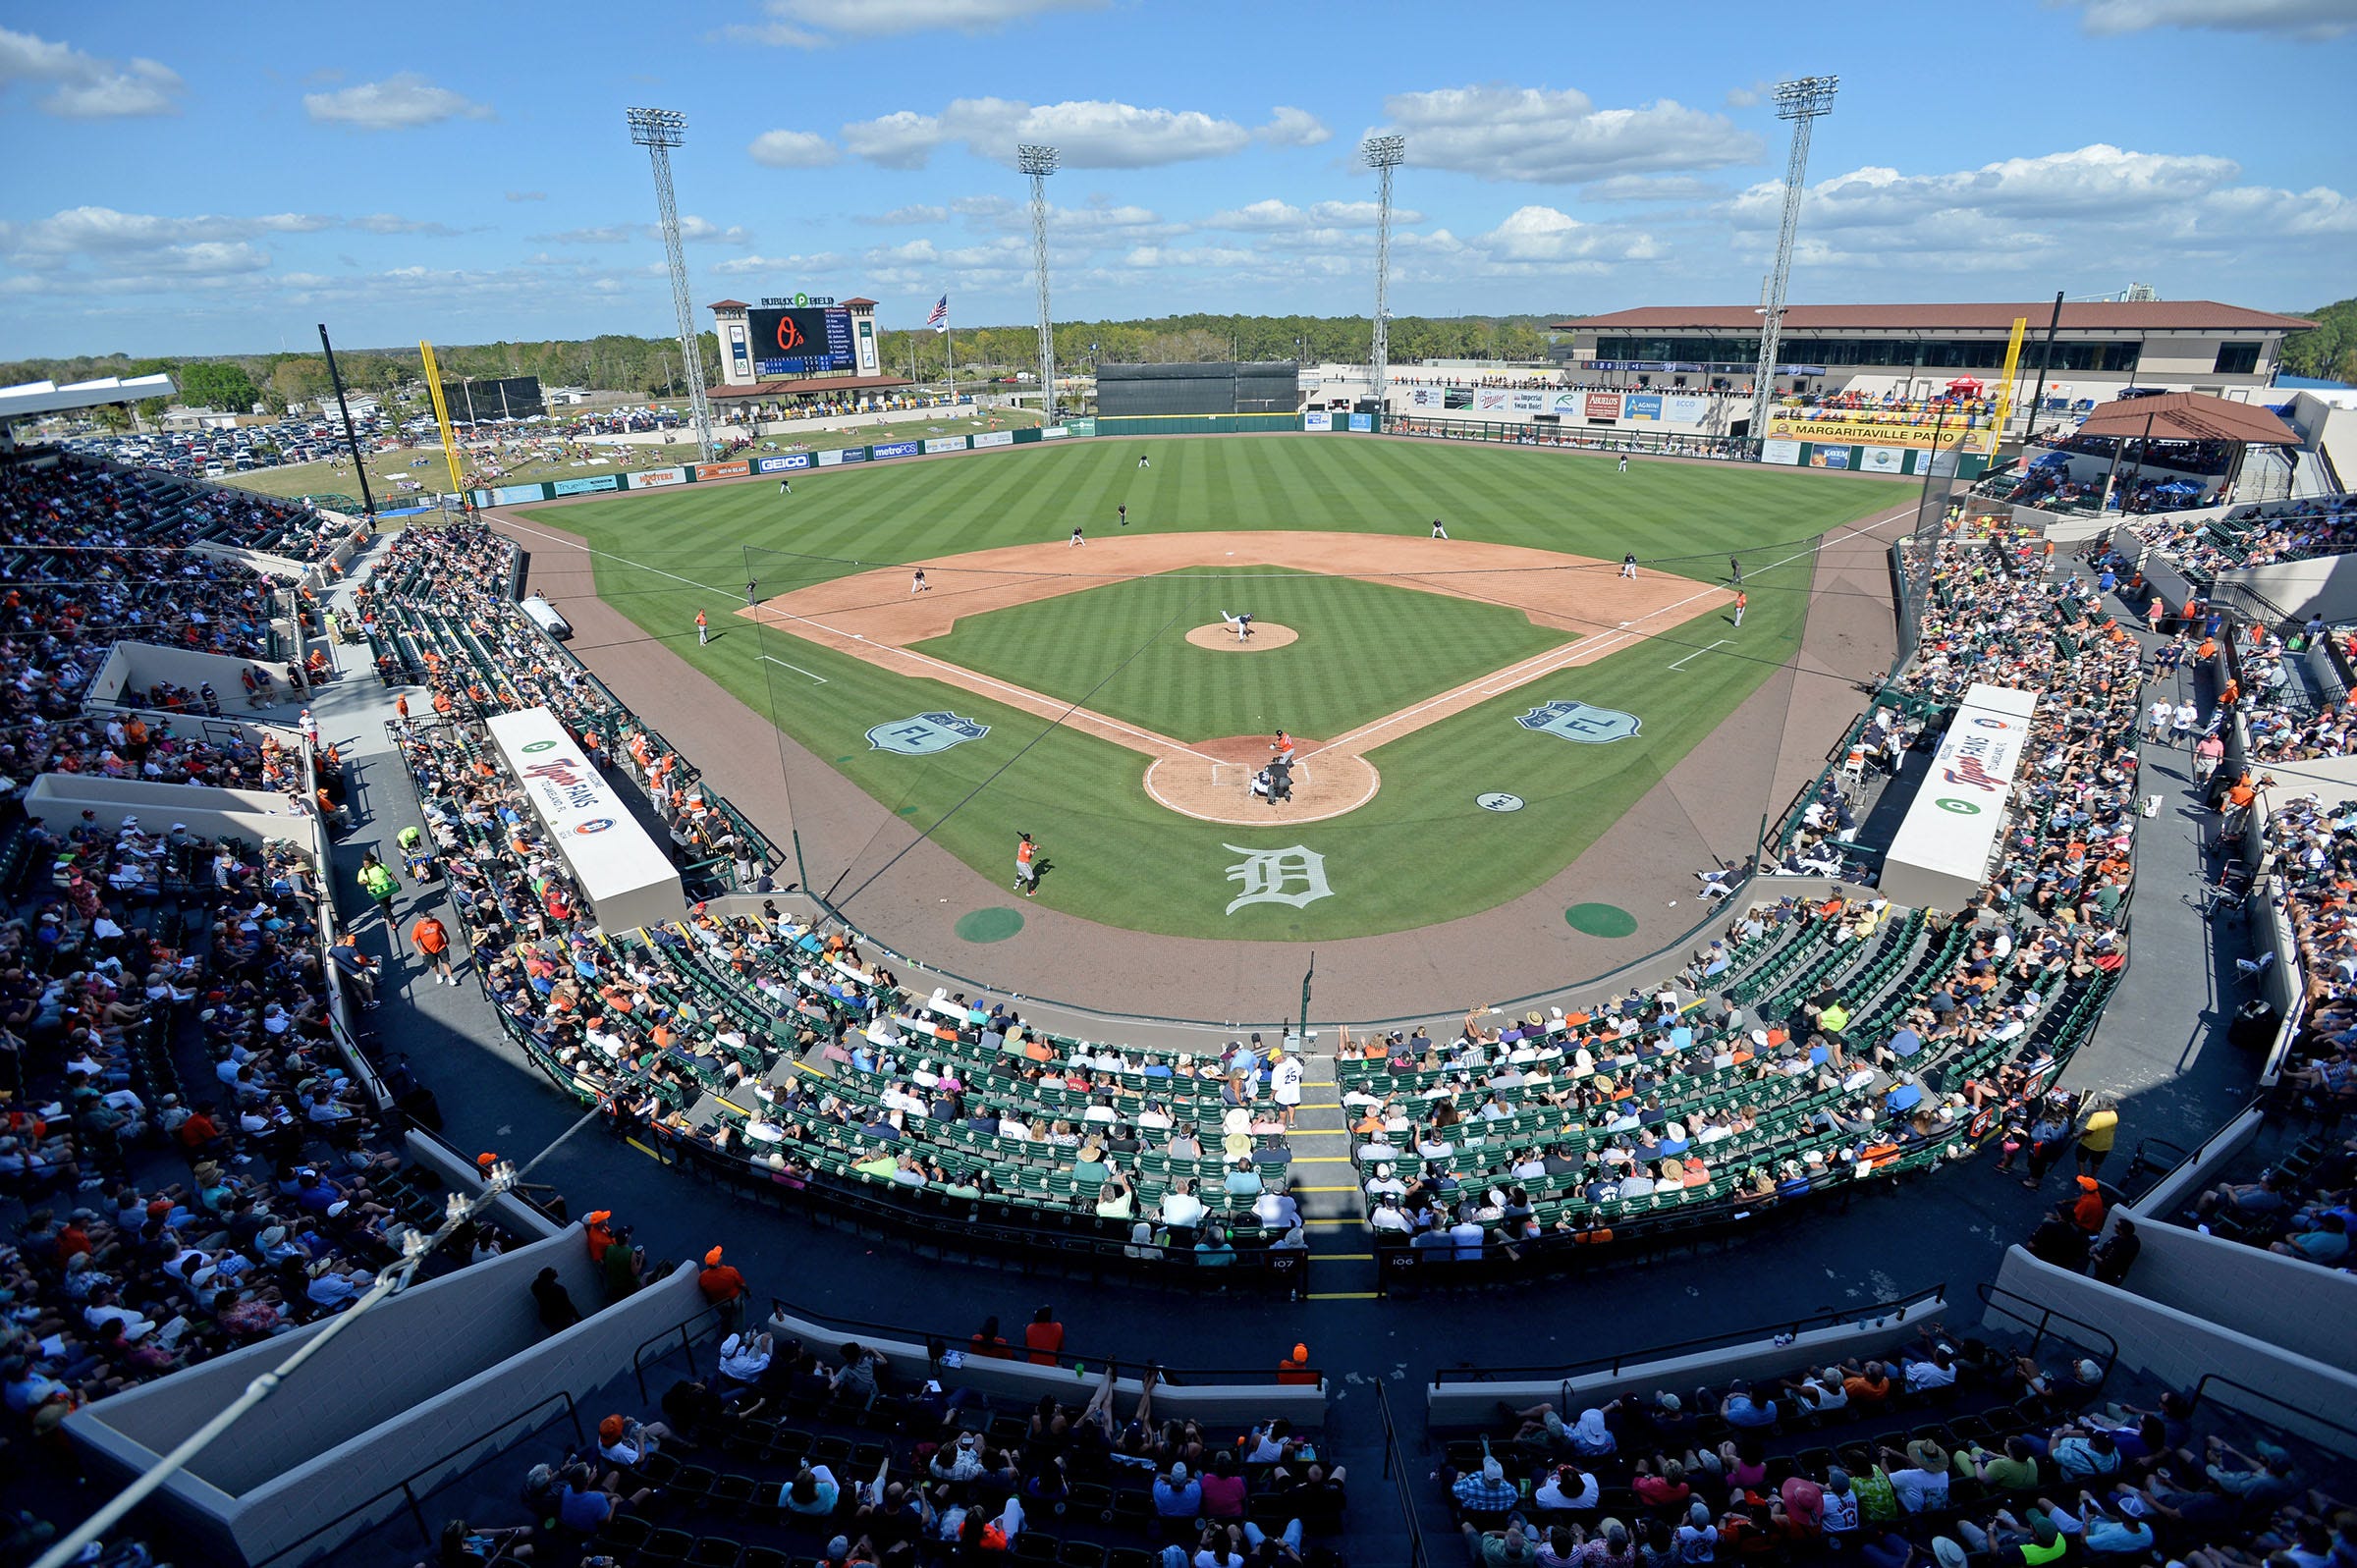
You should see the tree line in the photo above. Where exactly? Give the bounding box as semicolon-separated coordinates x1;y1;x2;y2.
4;312;1570;416
2278;297;2357;384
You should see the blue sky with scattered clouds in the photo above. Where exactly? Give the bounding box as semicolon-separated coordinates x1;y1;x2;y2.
2;0;2353;356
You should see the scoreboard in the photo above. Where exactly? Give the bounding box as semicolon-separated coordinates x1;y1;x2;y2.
748;306;856;376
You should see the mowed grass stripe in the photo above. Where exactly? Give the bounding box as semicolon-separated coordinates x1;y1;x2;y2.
912;568;1570;741
547;437;1894;940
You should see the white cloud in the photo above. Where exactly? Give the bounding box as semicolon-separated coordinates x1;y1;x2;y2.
0;27;183;118
302;73;492;131
724;0;1102;46
352;214;465;236
1258;107;1331;147
840;96;1264;169
532;223;637;246
747;128;839;168
679;216;754;244
505;190;547;202
1377;84;1762;183
2064;0;2357;37
1;206;333;261
1203;198;1422;231
710;249;849;276
1725;142;2357;274
1475;206;1661;263
1583;174;1723;202
861;204;950;226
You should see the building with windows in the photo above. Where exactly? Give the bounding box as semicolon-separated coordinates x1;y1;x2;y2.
1552;300;2311;412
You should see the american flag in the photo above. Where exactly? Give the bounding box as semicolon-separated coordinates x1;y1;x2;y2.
924;294;949;334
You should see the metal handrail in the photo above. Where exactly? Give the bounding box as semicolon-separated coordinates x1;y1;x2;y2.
1376;1379;1429;1568
248;1388;583;1568
762;1291;1316;1387
630;1304;725;1402
1431;1282;1947;1383
1974;1278;2119;1376
2190;1370;2357;1446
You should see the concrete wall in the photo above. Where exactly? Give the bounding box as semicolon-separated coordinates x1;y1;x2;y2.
1427;1291;1947;1432
25;772;314;847
68;1228;700;1567
2220;553;2357;623
2106;1206;2357;1374
1988;1245;2357;1455
762;1300;1326;1431
86;641;304;718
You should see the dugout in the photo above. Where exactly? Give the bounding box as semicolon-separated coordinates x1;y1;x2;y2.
1097;360;1300;417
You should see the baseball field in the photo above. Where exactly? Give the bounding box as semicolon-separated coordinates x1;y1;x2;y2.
508;435;1895;941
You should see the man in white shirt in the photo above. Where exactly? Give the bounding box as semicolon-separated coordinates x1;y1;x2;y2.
1159;1180;1206;1230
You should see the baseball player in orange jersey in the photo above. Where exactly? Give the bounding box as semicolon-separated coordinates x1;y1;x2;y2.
1014;832;1038;896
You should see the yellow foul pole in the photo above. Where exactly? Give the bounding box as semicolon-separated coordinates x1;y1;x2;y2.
417;341;469;511
1986;315;2030;454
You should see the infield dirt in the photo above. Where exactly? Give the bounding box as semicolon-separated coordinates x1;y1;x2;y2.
740;530;1730;825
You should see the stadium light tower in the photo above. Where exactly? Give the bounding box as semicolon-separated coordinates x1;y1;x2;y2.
1362;135;1406;427
1018;143;1060;425
1746;76;1837;456
627;106;717;463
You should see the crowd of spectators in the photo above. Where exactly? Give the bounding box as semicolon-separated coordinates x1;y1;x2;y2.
2123;494;2357;581
1438;1331;2341;1568
357;522;764;889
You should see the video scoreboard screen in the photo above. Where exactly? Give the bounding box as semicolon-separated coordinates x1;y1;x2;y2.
748;306;856;376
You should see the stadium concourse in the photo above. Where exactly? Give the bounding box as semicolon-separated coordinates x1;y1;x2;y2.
2;442;2346;1568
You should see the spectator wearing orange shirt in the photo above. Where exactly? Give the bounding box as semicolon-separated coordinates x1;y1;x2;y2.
1023;1304;1066;1367
410;913;455;985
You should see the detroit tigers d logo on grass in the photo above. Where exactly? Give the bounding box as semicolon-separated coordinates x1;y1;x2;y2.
1223;844;1333;915
867;712;990;755
1516;699;1641;745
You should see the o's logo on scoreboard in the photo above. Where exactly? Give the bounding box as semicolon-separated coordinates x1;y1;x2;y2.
773;317;806;351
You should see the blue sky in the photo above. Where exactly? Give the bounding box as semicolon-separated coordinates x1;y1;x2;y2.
2;0;2353;357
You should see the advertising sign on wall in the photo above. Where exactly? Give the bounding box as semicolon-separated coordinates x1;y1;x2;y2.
815;449;846;467
484;707;683;932
1760;439;1803;466
628;467;688;489
837;447;868;463
1409;388;1447;409
552;474;621;496
1859;446;1906;474
754;454;812;473
869;440;921;460
1810;447;1852;469
1768;412;1996;453
1349;412;1373;431
1474;389;1510;412
1039;426;1071;439
693;460;751;481
1584;392;1621;419
1509;390;1547;413
1880;682;2039;910
1549;392;1584;415
1067;418;1096;437
972;430;1016;449
1664;395;1708;423
923;436;968;454
1623;393;1664;422
488;483;544;505
1303;410;1334;431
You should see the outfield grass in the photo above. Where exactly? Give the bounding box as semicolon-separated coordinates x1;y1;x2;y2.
912;568;1570;741
534;435;1894;941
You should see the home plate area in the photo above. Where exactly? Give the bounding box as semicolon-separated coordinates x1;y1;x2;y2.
1143;736;1379;825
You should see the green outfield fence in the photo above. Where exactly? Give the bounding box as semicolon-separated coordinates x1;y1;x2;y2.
1091;411;1307;435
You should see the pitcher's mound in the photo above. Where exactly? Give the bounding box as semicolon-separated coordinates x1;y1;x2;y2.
1143;743;1378;825
1184;622;1297;652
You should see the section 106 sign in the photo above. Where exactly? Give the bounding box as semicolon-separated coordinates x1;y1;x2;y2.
748;306;856;376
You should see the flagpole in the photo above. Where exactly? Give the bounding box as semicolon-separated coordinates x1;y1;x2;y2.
945;308;958;406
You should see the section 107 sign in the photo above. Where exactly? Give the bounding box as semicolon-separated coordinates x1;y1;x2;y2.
748;306;856;376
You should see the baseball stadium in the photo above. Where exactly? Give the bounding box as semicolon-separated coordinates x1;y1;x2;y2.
3;19;2355;1568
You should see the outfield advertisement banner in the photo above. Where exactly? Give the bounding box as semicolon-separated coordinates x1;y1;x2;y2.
487;483;544;505
1509;390;1547;413
628;466;688;489
1810;447;1851;469
1767;412;1997;453
1349;412;1373;431
1623;393;1665;421
1585;393;1621;419
552;474;621;496
1407;388;1447;409
754;454;811;472
692;460;751;481
1760;439;1803;465
1474;390;1510;412
1040;426;1071;439
1859;446;1906;474
1665;395;1708;423
972;430;1016;448
1067;418;1096;437
1303;410;1333;431
923;436;968;454
869;440;922;460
